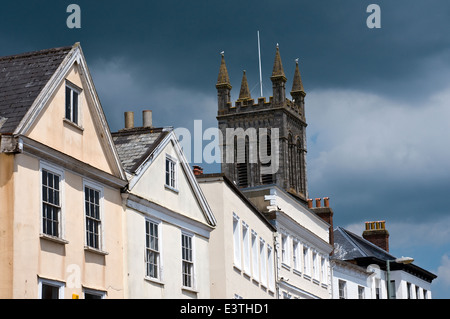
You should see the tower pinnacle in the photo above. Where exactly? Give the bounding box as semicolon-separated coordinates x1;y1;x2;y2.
291;60;305;96
216;53;231;89
271;45;287;82
238;70;251;101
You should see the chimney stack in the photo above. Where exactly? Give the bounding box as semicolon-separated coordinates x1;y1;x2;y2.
143;110;152;127
124;111;134;129
309;197;334;250
362;220;390;252
193;165;203;176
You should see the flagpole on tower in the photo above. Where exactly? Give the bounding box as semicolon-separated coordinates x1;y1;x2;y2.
257;30;263;98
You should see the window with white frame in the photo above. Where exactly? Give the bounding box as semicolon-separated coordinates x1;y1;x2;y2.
181;233;194;288
145;219;161;279
375;278;381;299
321;256;327;284
260;238;267;287
232;213;241;269
251;230;259;281
165;155;177;190
338;280;347;299
84;182;103;250
84;288;105;299
242;221;250;274
281;233;290;266
65;82;80;125
267;244;275;292
313;251;319;280
358;285;365;299
303;246;311;276
39;278;65;299
41;167;63;238
293;240;301;272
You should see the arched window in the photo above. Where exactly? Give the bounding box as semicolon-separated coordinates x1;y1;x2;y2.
288;133;295;188
261;129;273;184
296;138;302;193
236;135;249;187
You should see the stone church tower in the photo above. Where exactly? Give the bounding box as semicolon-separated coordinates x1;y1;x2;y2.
216;45;309;201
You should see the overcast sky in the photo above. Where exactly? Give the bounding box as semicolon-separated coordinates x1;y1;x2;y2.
1;0;450;298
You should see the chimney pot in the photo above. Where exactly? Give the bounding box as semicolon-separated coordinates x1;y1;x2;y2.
143;110;152;127
193;165;203;176
315;198;321;207
307;199;313;208
323;197;330;207
124;111;134;129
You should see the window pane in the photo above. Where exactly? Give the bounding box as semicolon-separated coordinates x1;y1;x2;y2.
145;221;160;278
72;91;78;124
65;86;71;120
182;234;193;287
85;186;101;249
42;284;59;299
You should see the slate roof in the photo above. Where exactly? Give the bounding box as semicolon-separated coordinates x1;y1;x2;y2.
0;45;73;133
111;127;169;173
333;226;437;282
333;226;395;261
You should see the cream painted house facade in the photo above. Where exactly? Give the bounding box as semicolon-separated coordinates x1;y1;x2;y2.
0;44;128;298
196;173;277;299
112;116;216;298
244;186;333;299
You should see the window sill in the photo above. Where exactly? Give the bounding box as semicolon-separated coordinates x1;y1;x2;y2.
313;278;320;285
63;118;84;132
281;263;291;271
40;233;69;245
181;286;198;294
144;276;164;286
293;269;302;277
164;184;179;194
84;246;109;256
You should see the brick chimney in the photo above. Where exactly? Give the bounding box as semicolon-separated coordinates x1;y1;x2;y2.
309;197;334;250
193;165;203;176
362;220;390;252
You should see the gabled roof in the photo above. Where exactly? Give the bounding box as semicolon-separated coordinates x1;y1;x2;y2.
112;126;217;227
0;45;72;133
0;43;127;181
112;127;169;173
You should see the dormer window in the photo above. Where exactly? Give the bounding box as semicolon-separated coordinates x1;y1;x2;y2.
65;82;81;125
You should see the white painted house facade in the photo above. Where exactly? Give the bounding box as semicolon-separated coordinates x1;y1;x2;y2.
112;115;216;299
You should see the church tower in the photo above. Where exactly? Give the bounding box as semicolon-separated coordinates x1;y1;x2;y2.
216;46;309;201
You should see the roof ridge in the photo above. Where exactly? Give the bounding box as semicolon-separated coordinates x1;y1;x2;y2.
111;126;167;136
0;45;73;61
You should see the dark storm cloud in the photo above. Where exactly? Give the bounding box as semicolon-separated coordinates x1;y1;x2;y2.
1;0;450;297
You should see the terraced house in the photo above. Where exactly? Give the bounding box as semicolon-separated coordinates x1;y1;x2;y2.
112;112;216;298
0;43;128;298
